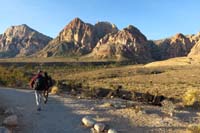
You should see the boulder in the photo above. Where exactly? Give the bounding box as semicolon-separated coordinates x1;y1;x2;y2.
94;123;105;132
82;116;95;127
3;115;18;127
108;128;118;133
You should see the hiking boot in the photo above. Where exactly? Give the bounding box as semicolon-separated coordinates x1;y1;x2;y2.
37;107;41;111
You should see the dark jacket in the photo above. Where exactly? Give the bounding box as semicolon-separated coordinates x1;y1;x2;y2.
30;73;45;89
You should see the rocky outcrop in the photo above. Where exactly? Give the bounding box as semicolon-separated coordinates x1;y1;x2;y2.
1;18;200;62
188;40;200;56
89;25;153;63
0;24;52;57
154;33;194;60
188;32;200;56
39;18;118;57
94;22;118;40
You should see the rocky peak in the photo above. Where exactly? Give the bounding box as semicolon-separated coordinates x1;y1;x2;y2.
89;25;152;62
124;25;142;34
174;33;185;39
188;32;200;56
39;18;119;57
4;24;35;38
154;33;194;59
94;22;118;39
63;17;87;30
0;24;52;57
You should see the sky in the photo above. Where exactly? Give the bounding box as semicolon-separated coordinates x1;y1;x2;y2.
1;0;200;40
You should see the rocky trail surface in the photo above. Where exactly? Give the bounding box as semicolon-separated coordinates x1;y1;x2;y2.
0;87;198;133
0;87;135;133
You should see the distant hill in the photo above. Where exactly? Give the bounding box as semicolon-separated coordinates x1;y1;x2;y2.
0;24;52;57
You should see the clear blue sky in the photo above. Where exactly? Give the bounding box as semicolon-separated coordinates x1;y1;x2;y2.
1;0;200;40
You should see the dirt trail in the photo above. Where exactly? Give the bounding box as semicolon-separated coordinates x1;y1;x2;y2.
0;87;93;133
1;87;193;133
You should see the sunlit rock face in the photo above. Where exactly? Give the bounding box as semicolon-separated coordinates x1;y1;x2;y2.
0;24;52;57
39;18;118;57
90;25;153;63
154;33;194;60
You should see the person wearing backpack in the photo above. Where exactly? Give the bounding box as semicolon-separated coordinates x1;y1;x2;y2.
43;72;53;104
30;70;46;111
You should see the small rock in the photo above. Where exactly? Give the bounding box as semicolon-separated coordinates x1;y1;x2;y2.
82;116;95;127
90;107;95;111
94;123;105;132
108;128;118;133
3;115;18;127
0;127;11;133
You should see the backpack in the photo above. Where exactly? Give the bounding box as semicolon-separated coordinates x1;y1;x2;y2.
33;75;45;90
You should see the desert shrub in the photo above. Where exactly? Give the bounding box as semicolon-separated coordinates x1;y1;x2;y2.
0;66;29;87
50;86;59;94
187;124;200;133
182;88;200;107
161;100;175;116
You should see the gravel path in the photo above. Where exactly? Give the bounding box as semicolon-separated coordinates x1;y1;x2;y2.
0;87;89;133
1;87;194;133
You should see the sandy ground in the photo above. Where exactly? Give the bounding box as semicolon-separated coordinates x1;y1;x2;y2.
0;87;135;133
0;87;199;133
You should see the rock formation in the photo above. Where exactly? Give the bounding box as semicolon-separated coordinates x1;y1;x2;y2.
188;32;200;56
1;18;200;63
0;24;52;57
38;18;118;57
89;25;153;63
154;33;194;60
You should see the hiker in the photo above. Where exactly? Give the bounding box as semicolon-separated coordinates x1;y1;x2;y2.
43;72;53;104
30;70;46;111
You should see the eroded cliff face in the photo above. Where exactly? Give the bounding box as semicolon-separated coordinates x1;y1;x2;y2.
187;32;200;56
38;18;118;57
154;33;194;60
90;25;153;63
0;24;52;57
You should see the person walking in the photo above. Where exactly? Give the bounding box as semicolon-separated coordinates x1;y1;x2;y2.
30;70;46;111
43;72;53;104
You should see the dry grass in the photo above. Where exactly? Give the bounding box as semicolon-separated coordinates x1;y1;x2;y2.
62;63;200;100
2;56;200;101
187;124;200;133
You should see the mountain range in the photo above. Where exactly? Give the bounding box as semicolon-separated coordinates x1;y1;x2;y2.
0;17;200;63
